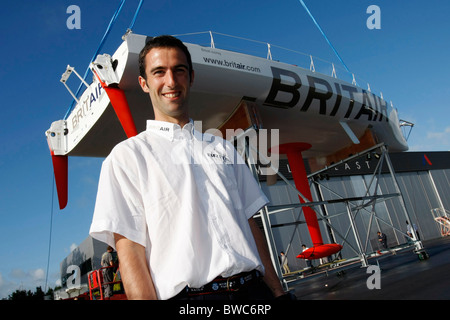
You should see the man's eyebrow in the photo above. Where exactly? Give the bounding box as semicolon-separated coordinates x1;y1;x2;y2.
149;66;165;73
175;64;189;70
150;63;189;72
150;64;189;73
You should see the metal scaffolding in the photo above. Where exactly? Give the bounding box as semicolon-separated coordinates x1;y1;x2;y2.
235;133;427;287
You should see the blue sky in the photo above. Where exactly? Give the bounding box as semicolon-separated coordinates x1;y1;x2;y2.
0;0;449;298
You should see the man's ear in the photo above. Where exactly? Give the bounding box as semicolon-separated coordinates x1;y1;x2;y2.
139;76;150;93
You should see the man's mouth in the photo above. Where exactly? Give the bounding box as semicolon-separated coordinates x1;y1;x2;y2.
163;92;180;99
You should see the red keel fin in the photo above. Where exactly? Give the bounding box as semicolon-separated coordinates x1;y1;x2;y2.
51;151;68;209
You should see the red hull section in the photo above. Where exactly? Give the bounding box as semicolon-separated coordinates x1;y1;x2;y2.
297;244;343;260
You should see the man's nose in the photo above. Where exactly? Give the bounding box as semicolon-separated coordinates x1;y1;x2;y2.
165;70;176;87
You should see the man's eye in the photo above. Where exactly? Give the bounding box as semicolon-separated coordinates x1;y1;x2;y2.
176;68;187;74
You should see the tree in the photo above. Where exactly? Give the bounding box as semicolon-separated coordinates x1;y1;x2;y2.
7;286;53;300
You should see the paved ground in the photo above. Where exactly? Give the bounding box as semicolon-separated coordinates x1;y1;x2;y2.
288;236;450;300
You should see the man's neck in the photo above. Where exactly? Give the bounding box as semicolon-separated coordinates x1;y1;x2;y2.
154;114;190;128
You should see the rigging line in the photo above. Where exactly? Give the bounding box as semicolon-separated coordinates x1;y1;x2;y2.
297;0;351;73
64;0;127;120
45;175;55;293
128;0;144;31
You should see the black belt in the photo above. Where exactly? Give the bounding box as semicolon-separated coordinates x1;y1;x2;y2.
172;270;261;298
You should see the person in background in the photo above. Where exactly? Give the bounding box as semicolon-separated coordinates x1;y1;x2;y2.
377;231;387;249
101;246;115;298
280;251;290;274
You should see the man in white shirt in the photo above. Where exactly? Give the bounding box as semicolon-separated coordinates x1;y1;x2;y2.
89;35;287;300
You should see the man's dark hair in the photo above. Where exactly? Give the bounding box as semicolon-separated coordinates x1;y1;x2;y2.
138;35;193;80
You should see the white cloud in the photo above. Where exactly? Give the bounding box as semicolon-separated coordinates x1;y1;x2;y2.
31;269;45;281
408;122;450;152
427;126;450;140
70;243;78;252
426;126;450;150
0;268;54;299
0;272;15;299
10;269;26;279
9;268;45;283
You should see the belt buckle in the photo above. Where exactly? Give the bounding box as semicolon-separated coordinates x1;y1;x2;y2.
226;272;250;292
226;276;240;291
226;277;232;291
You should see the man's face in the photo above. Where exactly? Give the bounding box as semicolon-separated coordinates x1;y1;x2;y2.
139;46;194;124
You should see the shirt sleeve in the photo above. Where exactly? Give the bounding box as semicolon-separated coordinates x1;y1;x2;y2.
89;148;147;250
230;144;269;219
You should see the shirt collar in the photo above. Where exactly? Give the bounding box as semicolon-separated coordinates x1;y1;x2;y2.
147;119;202;141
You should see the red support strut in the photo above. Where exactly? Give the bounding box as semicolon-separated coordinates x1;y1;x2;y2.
271;142;342;260
101;85;138;138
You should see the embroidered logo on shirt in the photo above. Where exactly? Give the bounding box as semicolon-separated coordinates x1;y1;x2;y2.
207;152;231;164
